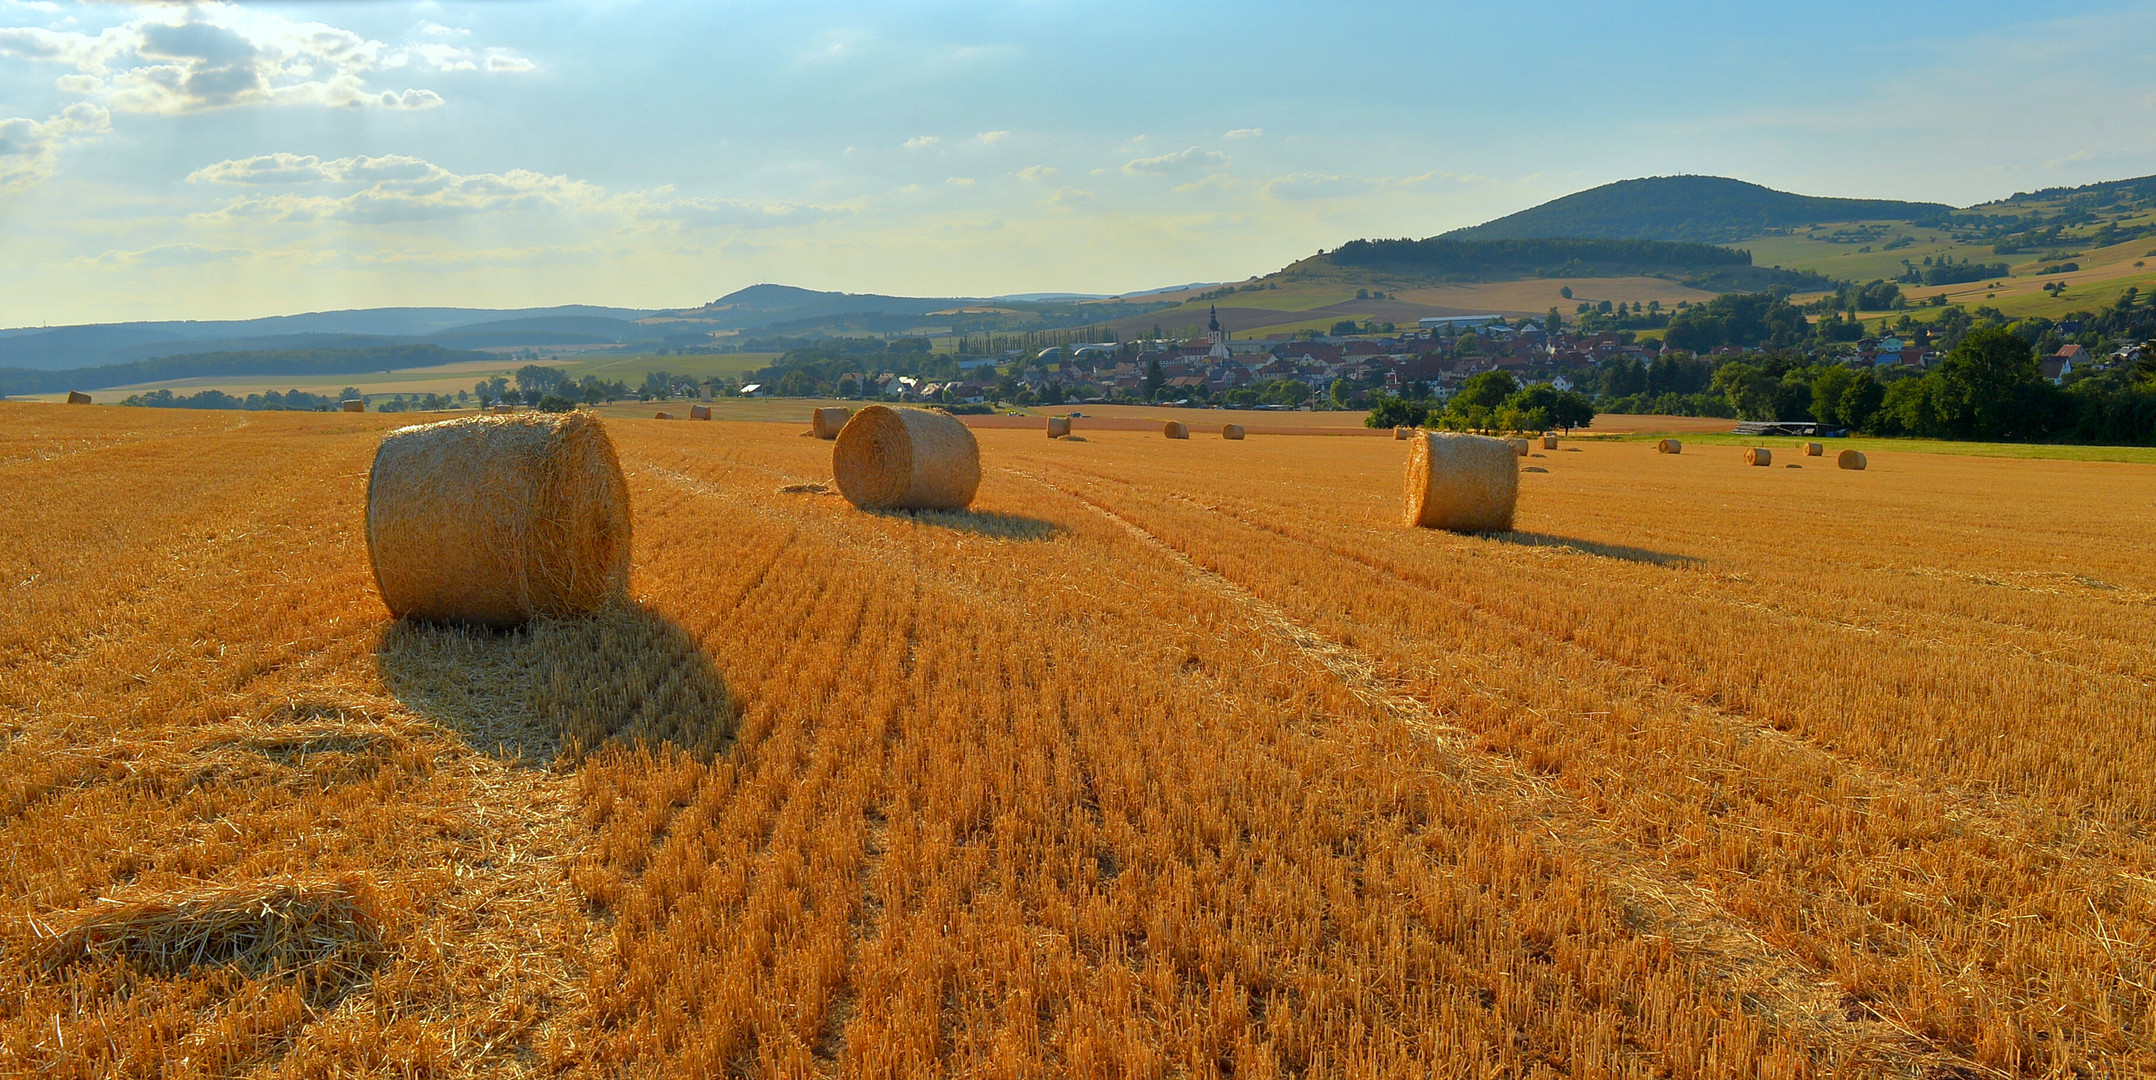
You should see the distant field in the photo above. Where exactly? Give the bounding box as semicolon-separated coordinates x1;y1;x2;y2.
1108;276;1723;339
5;401;2154;1075
13;351;780;405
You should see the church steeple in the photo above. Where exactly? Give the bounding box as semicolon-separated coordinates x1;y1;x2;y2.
1206;305;1229;359
1208;305;1220;334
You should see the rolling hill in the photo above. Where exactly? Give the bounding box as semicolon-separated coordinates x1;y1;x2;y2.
1444;176;1954;244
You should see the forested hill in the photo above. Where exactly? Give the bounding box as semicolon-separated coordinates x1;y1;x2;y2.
1445;176;1954;243
0;345;484;398
1308;236;1831;292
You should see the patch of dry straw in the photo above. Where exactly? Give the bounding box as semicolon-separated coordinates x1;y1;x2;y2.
1402;432;1517;533
35;878;384;982
831;405;981;511
366;411;630;628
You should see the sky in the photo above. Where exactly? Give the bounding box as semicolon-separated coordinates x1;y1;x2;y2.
3;1;2155;326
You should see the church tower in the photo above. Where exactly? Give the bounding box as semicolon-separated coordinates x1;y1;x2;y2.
1207;305;1229;360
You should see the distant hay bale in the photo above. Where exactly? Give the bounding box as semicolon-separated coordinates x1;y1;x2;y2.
65;391;91;405
1801;442;1824;456
832;405;980;511
1164;421;1189;439
341;399;365;413
366;412;630;629
1511;438;1530;457
1222;424;1246;440
812;407;852;439
689;404;712;421
1403;433;1518;533
1657;439;1682;454
1541;434;1558;450
1838;449;1868;471
1744;447;1773;466
1394;427;1414;440
1046;416;1071;438
654;411;672;420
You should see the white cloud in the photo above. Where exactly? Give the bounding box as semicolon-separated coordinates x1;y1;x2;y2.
946;176;975;186
1017;164;1057;181
904;135;939;149
975;130;1009;144
1122;146;1230;176
1261;170;1476;200
0;103;110;191
187;151;846;232
80;243;250;268
0;4;528;120
1223;128;1262;139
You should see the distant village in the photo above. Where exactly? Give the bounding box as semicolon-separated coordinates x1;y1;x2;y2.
733;306;2081;408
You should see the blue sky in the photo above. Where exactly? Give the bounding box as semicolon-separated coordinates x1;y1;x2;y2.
3;0;2153;325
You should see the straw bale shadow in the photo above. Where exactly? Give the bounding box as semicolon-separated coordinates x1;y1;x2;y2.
1496;531;1702;569
376;603;736;766
870;507;1065;541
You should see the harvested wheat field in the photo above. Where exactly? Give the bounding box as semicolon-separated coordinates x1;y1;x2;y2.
3;401;2155;1078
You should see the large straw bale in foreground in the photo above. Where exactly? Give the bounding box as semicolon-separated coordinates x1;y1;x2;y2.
1403;432;1517;533
832;405;980;511
66;391;91;405
1657;439;1682;454
1801;441;1824;457
812;407;852;439
1838;449;1868;470
1744;447;1773;466
689;404;712;421
1163;421;1189;439
1046;416;1071;438
366;412;630;628
1222;424;1246;440
1541;434;1558;450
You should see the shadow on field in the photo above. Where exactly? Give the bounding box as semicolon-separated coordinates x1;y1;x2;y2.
375;603;736;767
872;507;1065;541
1496;531;1702;569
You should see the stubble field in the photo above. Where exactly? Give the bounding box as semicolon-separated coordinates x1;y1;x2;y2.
2;402;2153;1078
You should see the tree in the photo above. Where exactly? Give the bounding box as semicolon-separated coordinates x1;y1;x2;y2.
1560;286;1573;300
1809;365;1856;427
1931;325;2058;440
1143;357;1164;397
1549;390;1596;433
1365;395;1428;430
1328;379;1352;409
1840;370;1886;433
1330;320;1361;336
776;369;816;397
1546;307;1562;335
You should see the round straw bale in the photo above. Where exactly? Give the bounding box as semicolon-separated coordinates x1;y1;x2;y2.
1541;434;1558;450
653;411;672;420
1744;447;1773;466
1657;438;1682;454
1163;421;1189;439
1394;426;1413;440
366;412;630;628
341;399;365;413
1402;433;1517;533
1511;438;1530;457
1801;441;1824;456
689;404;712;421
812;407;852;439
1222;424;1245;440
832;405;980;511
65;391;92;405
1837;449;1867;471
1046;416;1071;438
